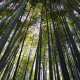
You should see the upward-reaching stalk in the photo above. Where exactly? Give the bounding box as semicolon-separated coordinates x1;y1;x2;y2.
49;0;70;80
0;0;14;12
44;0;53;80
0;0;28;54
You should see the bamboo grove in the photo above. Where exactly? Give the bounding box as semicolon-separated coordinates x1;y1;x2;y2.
0;0;80;80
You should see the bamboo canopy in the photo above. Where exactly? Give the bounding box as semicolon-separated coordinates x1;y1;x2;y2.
0;0;80;80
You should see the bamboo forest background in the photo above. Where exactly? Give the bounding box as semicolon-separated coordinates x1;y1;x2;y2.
0;0;80;80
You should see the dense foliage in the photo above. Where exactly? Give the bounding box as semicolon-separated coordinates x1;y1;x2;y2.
0;0;80;80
